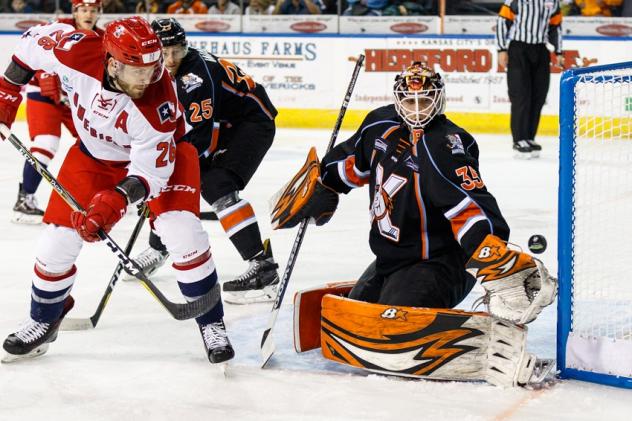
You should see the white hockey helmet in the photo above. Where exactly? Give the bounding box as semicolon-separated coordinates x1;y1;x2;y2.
393;62;445;129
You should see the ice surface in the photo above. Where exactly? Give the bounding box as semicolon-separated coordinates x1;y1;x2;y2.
0;124;630;420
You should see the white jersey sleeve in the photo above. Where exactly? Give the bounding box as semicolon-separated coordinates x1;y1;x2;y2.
13;21;77;75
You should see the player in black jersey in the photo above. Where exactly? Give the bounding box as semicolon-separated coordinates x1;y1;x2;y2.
274;64;557;385
274;62;556;326
129;18;280;304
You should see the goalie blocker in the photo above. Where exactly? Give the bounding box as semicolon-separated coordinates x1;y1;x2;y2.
294;282;553;387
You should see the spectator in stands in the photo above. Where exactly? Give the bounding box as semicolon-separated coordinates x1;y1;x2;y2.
10;0;34;12
342;0;388;15
245;0;275;14
136;0;162;12
623;0;632;16
38;0;65;12
167;0;209;13
383;0;433;15
573;0;623;16
101;0;126;12
274;0;321;14
209;0;240;13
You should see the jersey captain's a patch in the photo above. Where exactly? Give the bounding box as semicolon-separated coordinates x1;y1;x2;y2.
181;73;203;93
157;101;175;124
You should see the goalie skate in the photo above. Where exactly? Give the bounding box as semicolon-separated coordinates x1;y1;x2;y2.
124;247;169;281
2;296;74;363
223;239;279;304
11;183;44;225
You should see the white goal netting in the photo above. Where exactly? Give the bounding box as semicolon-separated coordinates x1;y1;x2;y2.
563;65;632;381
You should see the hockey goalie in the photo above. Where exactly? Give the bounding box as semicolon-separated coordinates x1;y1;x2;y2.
270;63;557;387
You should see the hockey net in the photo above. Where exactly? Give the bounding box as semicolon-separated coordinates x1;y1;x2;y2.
558;61;632;388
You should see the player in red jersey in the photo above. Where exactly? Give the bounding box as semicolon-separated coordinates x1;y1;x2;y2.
12;0;104;224
0;17;233;365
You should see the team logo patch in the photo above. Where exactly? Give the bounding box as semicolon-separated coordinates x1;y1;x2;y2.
61;75;72;94
446;134;465;155
181;73;203;93
67;32;85;42
113;25;124;38
380;308;407;321
91;93;118;114
157;101;175;124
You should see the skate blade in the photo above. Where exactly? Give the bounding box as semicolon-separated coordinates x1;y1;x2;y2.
215;362;230;378
11;212;43;225
513;152;534;160
223;285;277;305
1;343;50;363
530;150;541;159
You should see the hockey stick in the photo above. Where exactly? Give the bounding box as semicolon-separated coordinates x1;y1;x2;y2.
260;54;365;367
60;206;149;331
0;124;220;321
199;211;218;220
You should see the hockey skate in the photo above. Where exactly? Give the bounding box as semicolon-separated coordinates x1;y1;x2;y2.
223;239;280;304
125;246;169;281
526;140;542;158
11;183;44;225
199;319;235;364
2;296;74;363
512;141;534;160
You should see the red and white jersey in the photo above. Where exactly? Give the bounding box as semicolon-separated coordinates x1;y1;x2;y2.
26;19;103;98
14;22;181;198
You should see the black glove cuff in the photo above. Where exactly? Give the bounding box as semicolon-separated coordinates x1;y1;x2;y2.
115;176;148;205
5;60;35;86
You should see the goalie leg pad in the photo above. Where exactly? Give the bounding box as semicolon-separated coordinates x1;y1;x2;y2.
270;147;339;229
293;281;357;352
320;295;541;387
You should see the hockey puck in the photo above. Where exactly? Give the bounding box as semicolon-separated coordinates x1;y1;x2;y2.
528;235;547;254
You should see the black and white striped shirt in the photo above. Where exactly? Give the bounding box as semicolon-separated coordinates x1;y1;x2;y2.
496;0;563;53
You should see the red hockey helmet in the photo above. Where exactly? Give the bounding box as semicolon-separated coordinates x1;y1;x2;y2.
71;0;102;8
103;17;164;90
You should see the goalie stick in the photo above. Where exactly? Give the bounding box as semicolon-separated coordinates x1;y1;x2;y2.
0;124;220;321
260;54;365;367
60;206;149;331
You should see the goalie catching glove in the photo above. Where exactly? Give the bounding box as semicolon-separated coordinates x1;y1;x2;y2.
466;234;557;325
270;146;339;229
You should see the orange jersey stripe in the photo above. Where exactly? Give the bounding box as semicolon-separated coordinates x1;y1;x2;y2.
549;12;562;26
381;125;399;139
412;148;428;260
499;4;515;20
221;81;274;120
219;203;255;232
344;156;369;187
449;202;483;238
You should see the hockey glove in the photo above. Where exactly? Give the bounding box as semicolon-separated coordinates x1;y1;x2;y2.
37;72;61;104
466;234;557;324
71;190;128;242
0;77;22;129
270;146;339;229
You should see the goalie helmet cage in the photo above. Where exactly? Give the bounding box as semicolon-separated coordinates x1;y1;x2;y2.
558;60;632;389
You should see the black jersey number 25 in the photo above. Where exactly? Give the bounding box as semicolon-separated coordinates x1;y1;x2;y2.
188;99;213;123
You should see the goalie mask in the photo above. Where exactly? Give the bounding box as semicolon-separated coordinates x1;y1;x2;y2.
393;63;445;129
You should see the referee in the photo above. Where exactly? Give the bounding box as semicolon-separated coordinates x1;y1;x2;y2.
496;0;564;158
